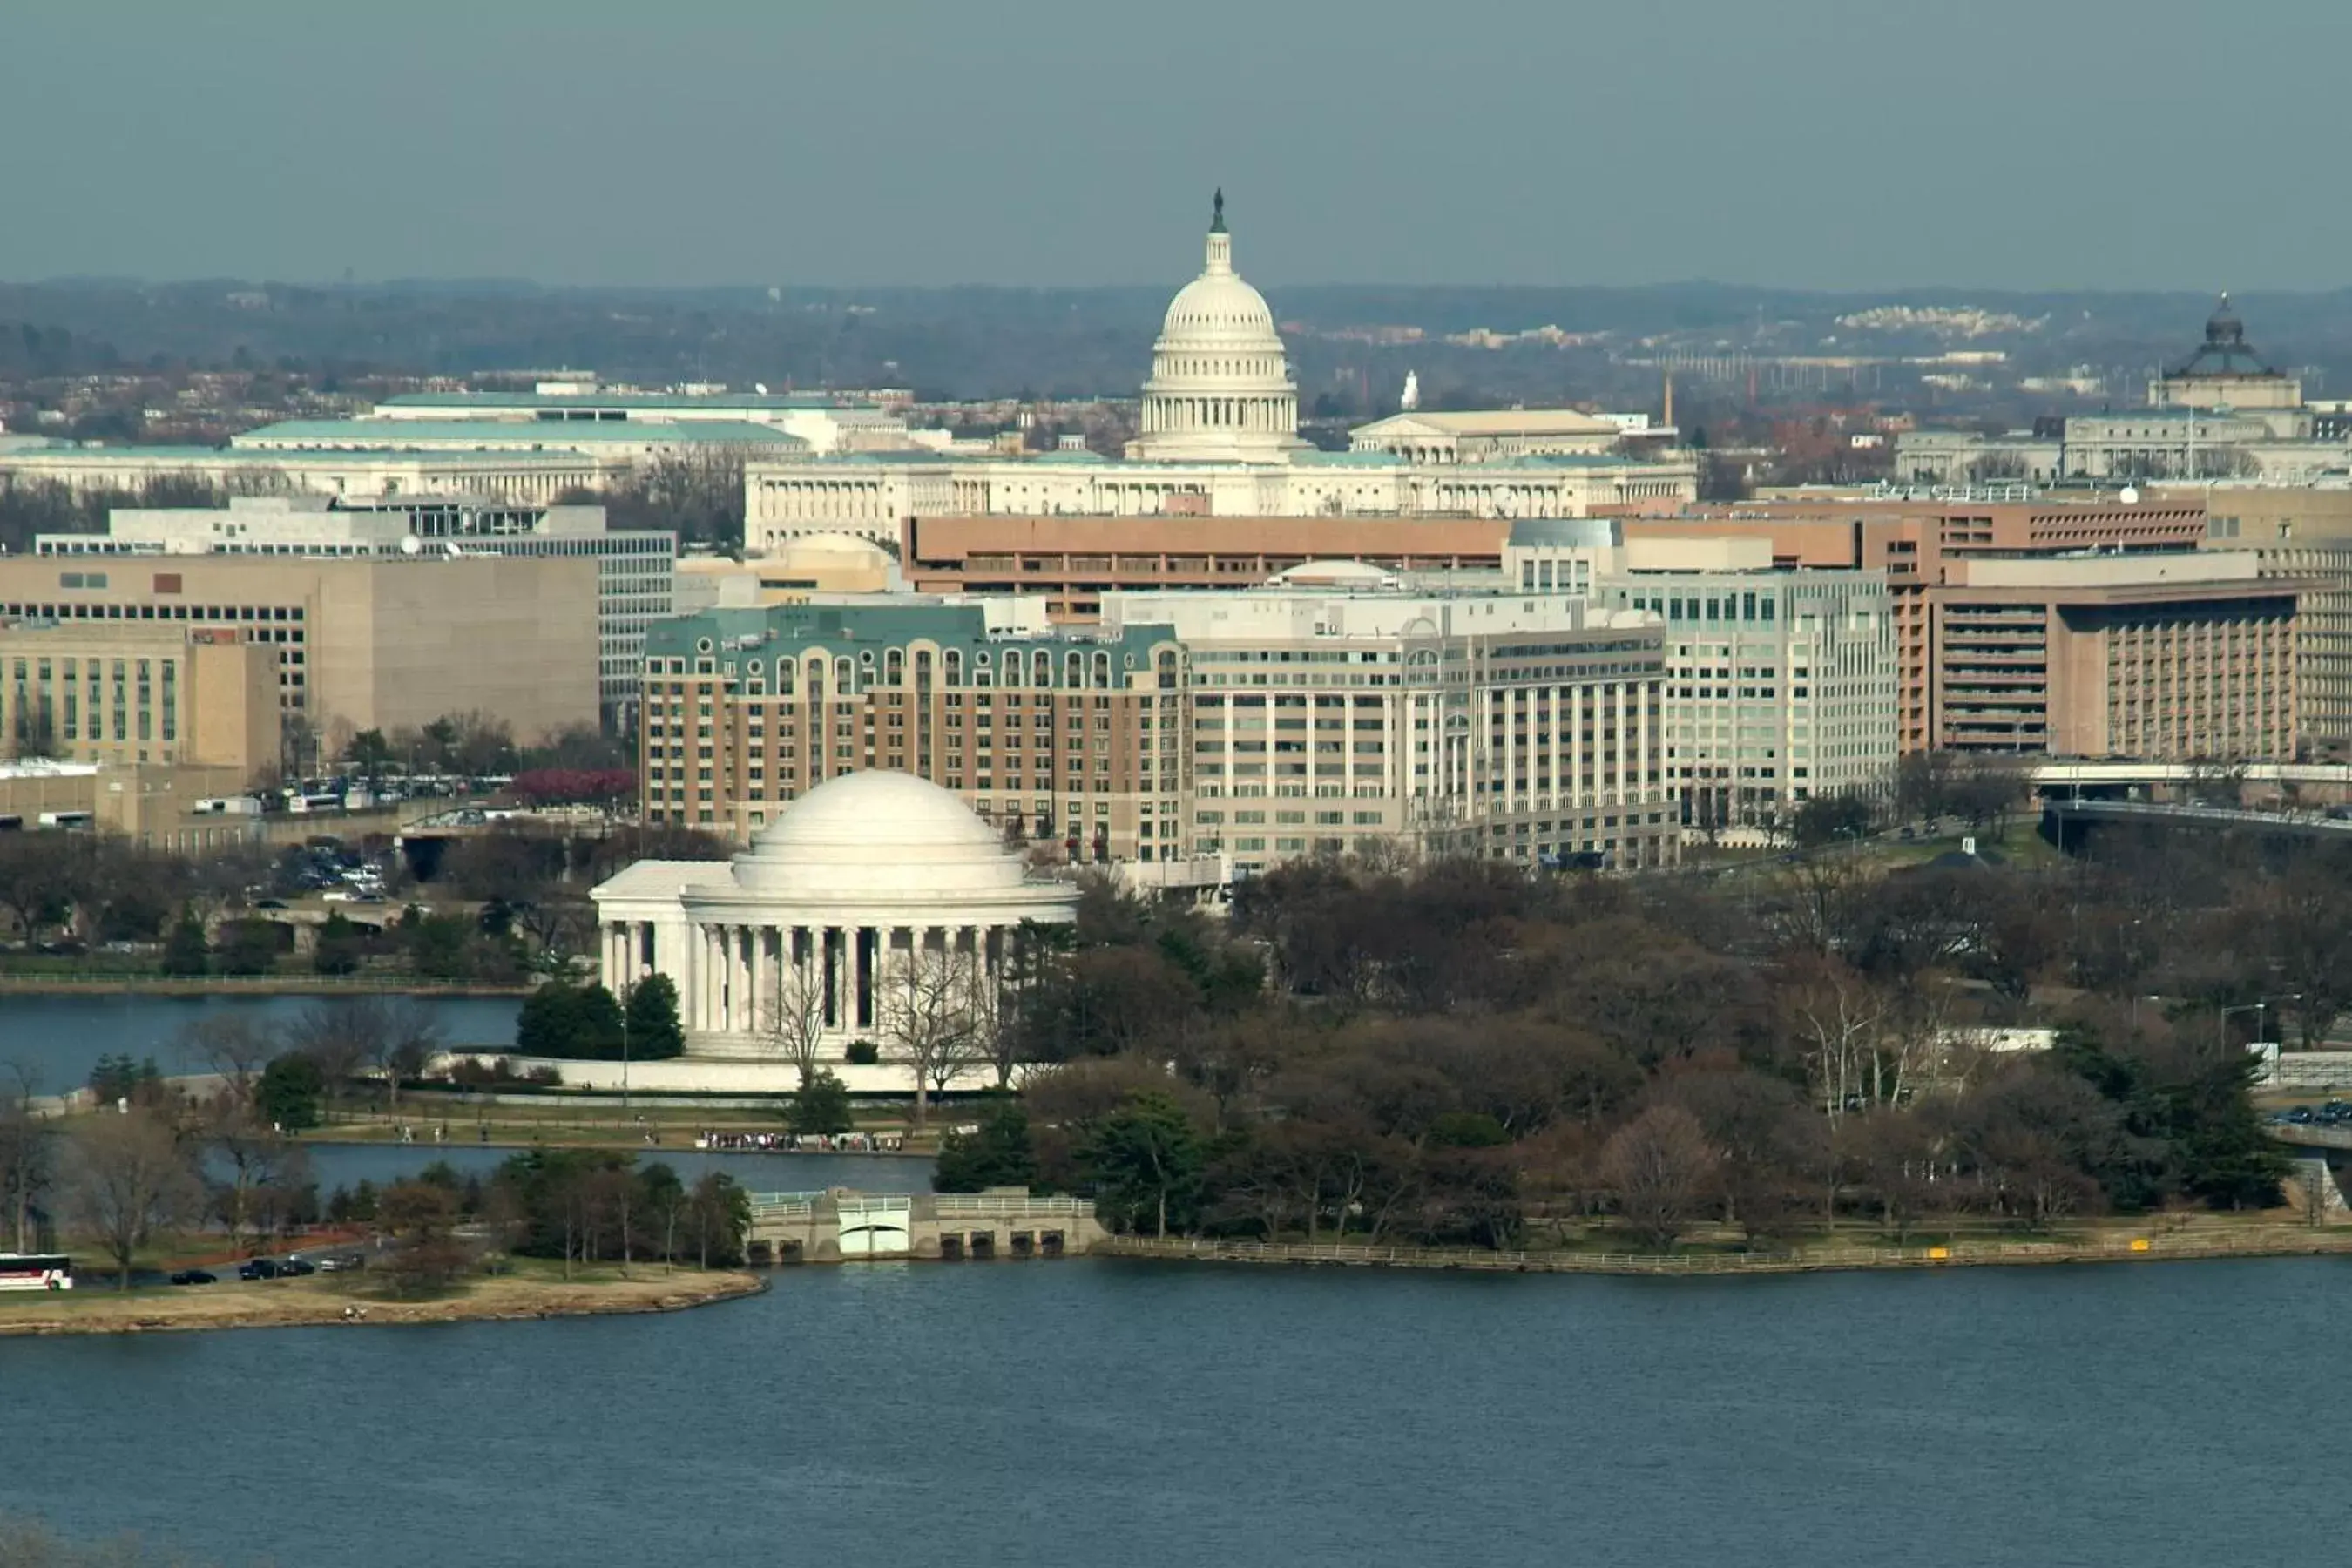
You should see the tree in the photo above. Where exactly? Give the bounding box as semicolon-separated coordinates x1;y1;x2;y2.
933;1097;1038;1193
878;943;990;1127
368;997;446;1109
86;1054;162;1107
0;1062;56;1254
312;910;365;977
785;1069;854;1137
402;909;476;979
1791;789;1878;848
1601;1105;1719;1251
67;1109;201;1288
204;1107;309;1254
0;831;90;950
344;727;394;794
515;979;625;1058
623;974;686;1062
1083;1092;1206;1239
376;1179;472;1294
212;918;283;977
761;955;831;1088
160;907;209;977
686;1171;750;1268
641;1162;689;1270
255;1053;324;1132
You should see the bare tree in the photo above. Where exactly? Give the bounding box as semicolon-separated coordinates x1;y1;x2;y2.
280;998;389;1118
174;1015;278;1110
0;1061;57;1254
1792;965;1889;1126
372;997;447;1111
878;942;990;1129
1600;1105;1719;1251
204;1104;308;1254
761;948;832;1090
68;1109;202;1289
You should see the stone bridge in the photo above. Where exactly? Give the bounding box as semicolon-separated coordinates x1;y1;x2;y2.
745;1189;1107;1263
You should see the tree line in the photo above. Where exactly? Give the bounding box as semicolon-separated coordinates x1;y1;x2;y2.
0;998;748;1291
933;824;2327;1251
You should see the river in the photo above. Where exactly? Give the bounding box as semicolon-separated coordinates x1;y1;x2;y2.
0;992;522;1094
3;1256;2342;1566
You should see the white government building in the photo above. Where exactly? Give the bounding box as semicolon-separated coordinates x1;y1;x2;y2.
591;771;1077;1068
744;193;1698;548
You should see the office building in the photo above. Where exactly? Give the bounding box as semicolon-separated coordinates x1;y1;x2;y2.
1619;493;2208;751
41;494;674;722
1588;540;1899;828
1103;572;1676;872
0;553;598;754
0;620;280;777
637;600;1186;862
899;513;1508;621
1926;554;2299;758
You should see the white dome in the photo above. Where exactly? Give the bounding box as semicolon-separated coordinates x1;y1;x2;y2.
1159;269;1279;343
730;772;1009;892
1127;192;1306;465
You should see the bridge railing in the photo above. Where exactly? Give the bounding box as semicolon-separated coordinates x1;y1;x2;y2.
933;1194;1095;1220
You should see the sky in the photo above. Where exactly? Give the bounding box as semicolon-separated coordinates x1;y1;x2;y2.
3;0;2349;293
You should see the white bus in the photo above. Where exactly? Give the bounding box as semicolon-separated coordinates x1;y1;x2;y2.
0;1253;72;1290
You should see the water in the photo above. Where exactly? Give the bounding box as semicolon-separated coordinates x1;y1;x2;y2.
3;1257;2343;1566
0;993;521;1094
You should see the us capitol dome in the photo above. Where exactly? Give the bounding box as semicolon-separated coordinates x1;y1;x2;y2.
1126;189;1308;465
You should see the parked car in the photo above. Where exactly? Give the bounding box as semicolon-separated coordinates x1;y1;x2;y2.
277;1257;317;1277
315;1253;367;1274
237;1259;280;1281
169;1268;217;1286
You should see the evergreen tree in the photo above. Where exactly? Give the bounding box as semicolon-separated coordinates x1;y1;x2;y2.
312;910;364;977
785;1069;854;1137
515;979;626;1058
515;980;580;1057
256;1053;324;1131
624;974;685;1061
1082;1092;1205;1238
159;907;208;977
933;1095;1038;1193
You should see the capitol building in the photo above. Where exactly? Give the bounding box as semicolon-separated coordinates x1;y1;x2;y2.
745;195;1697;549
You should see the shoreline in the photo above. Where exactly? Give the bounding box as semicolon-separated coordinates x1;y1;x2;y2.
0;976;531;997
1098;1227;2352;1275
0;1269;765;1337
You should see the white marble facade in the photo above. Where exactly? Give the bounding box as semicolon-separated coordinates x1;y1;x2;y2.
591;770;1077;1058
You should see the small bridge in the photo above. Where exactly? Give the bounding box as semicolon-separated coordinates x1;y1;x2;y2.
744;1189;1106;1263
2042;798;2352;853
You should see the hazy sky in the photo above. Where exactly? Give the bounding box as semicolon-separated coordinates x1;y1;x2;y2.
3;0;2348;292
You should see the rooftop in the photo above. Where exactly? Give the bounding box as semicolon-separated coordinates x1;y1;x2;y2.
380;391;867;412
233;419;807;449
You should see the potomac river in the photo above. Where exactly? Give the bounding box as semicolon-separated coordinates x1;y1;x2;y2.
0;992;522;1093
3;1251;2344;1567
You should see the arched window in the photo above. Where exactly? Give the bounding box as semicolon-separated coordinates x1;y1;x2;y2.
776;659;795;696
835;656;854;693
943;649;963;686
1092;651;1112;687
885;648;903;685
1064;651;1084;689
1033;650;1051;686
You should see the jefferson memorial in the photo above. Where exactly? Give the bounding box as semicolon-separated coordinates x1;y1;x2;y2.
591;771;1077;1063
